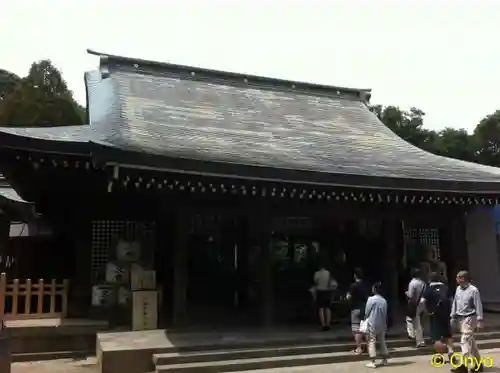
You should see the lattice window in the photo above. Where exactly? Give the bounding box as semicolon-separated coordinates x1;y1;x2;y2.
190;214;222;235
417;228;440;258
271;217;312;233
90;221;156;281
403;226;441;260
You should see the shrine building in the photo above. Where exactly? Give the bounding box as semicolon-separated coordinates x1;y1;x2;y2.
0;50;499;328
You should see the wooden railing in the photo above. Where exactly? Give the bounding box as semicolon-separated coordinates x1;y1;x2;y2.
0;273;69;320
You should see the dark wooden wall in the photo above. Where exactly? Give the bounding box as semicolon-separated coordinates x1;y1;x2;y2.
0;148;470;325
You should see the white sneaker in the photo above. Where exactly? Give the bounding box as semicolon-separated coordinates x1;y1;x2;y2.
365;362;377;368
381;359;388;366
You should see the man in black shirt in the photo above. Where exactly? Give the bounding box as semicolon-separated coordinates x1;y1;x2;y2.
346;268;370;354
422;272;454;360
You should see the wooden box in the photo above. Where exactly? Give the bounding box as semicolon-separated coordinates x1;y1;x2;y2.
131;264;156;290
132;290;158;330
130;264;142;290
141;270;156;289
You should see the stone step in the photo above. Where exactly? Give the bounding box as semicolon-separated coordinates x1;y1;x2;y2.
152;325;500;354
12;350;94;363
153;331;500;366
155;338;500;372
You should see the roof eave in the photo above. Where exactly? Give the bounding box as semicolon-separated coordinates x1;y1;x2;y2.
92;145;500;195
0;129;92;156
0;188;36;222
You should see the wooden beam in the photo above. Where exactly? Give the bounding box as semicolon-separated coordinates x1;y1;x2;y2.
171;212;190;327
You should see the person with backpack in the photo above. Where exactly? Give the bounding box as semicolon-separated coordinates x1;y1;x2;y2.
422;272;454;359
346;268;370;354
406;268;426;347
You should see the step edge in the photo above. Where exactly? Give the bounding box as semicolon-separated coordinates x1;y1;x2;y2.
154;347;420;369
151;329;500;353
152;333;500;360
154;340;500;369
152;341;406;361
12;350;95;363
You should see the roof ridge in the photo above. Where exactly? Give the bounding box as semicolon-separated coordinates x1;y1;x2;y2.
87;49;372;101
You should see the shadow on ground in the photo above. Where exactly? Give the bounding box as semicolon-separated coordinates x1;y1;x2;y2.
386;361;414;367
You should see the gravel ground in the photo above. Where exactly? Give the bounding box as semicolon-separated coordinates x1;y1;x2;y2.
10;349;500;373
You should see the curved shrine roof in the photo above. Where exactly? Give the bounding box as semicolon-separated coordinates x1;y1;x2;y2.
1;50;500;194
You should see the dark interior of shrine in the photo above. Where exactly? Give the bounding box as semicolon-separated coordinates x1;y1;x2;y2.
156;213;428;327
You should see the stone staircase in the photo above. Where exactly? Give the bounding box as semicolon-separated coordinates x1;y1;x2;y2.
152;331;500;372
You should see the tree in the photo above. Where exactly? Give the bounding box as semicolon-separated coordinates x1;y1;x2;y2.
0;69;21;101
375;105;440;152
27;60;70;97
0;79;83;126
0;60;83;127
435;128;477;162
474;109;500;167
373;104;488;163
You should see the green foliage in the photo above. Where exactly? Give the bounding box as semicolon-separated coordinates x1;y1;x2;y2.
0;60;83;127
27;60;70;97
0;69;21;101
373;104;500;167
474;110;500;166
436;128;477;162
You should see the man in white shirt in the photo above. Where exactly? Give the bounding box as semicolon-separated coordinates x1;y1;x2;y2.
450;270;484;373
314;266;333;331
406;268;426;347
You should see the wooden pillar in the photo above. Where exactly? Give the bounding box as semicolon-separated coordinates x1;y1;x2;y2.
252;211;273;327
451;210;468;273
71;239;92;317
66;207;92;318
260;230;273;327
0;215;9;259
172;212;190;327
384;216;399;302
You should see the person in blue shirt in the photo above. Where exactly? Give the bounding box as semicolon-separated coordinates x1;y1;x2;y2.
450;270;484;373
364;281;389;368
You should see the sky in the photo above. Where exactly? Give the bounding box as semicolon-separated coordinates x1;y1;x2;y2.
1;1;499;132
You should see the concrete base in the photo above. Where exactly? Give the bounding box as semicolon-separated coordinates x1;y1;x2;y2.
97;312;500;373
98;326;390;373
5;318;108;361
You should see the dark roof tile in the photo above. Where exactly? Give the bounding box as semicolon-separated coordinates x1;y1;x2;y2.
85;52;500;185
